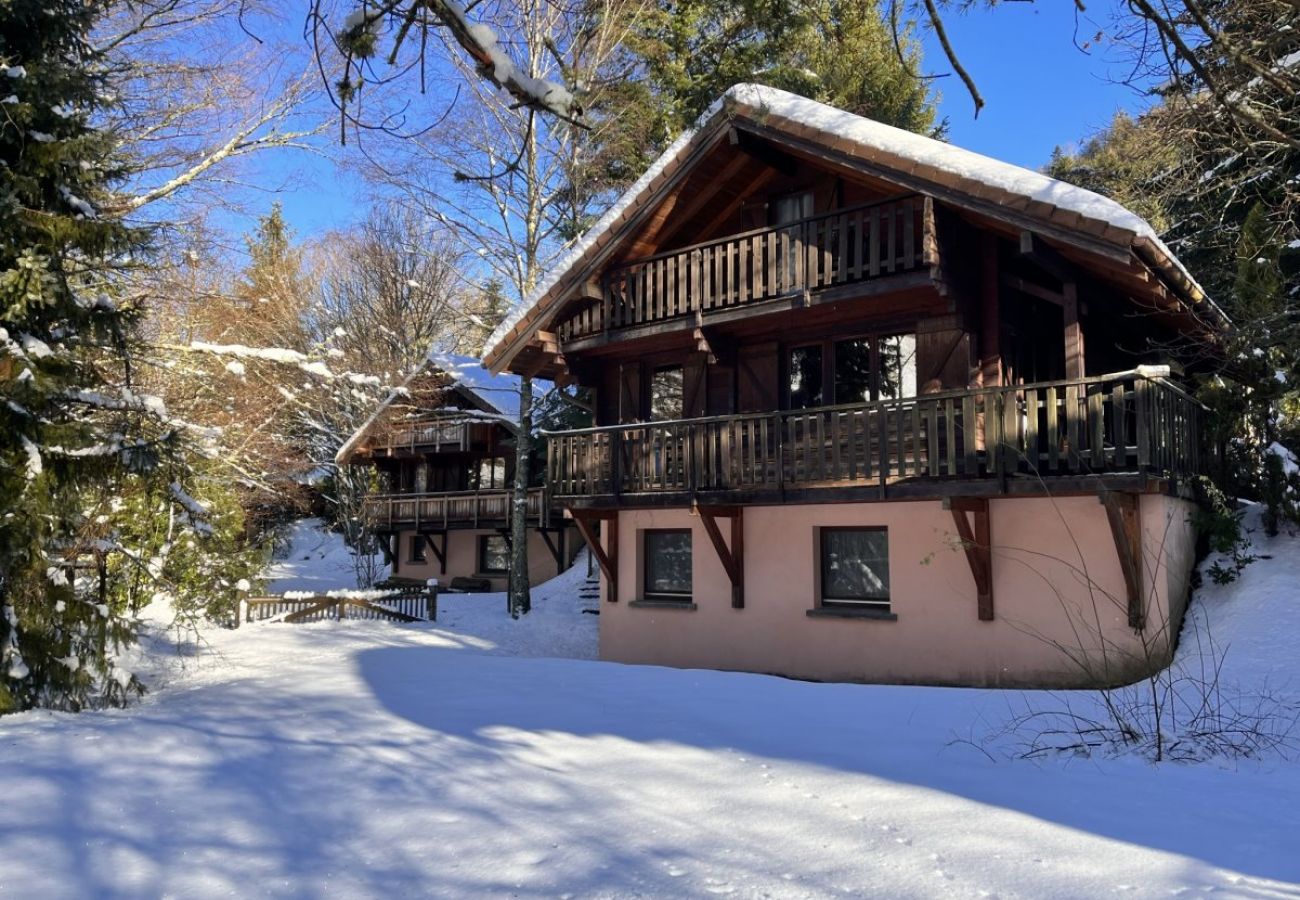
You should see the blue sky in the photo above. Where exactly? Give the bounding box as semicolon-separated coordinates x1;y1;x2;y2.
262;1;1154;241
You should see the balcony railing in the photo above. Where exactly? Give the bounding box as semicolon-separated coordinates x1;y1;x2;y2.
545;369;1204;501
556;195;931;342
363;420;498;457
363;488;547;529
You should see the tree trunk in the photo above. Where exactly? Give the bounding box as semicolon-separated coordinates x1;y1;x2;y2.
508;376;533;617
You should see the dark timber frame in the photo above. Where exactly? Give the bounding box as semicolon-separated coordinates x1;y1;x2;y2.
571;509;618;602
945;497;994;621
1101;490;1145;629
696;504;745;608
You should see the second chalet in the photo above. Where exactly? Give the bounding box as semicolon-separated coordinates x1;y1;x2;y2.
483;84;1228;689
337;353;580;592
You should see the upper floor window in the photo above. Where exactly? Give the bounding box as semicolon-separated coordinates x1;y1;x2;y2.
878;334;918;400
789;345;824;410
650;365;684;421
772;190;814;225
833;338;873;404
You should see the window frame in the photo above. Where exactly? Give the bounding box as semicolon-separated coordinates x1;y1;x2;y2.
477;534;509;576
409;533;427;564
641;528;694;603
817;526;891;610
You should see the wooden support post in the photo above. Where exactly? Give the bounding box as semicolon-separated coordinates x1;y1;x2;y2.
1101;491;1144;629
571;510;618;602
422;530;447;575
696;505;744;608
538;526;565;575
944;497;994;620
1064;281;1084;380
980;232;1001;388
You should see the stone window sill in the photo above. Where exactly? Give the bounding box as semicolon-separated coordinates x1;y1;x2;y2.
630;599;698;611
806;606;897;621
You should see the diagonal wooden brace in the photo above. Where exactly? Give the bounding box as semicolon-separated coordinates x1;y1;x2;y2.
696;504;744;608
945;497;994;620
1101;491;1144;629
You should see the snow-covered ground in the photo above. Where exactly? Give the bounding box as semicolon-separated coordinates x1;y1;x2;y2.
1;518;1298;898
262;517;389;594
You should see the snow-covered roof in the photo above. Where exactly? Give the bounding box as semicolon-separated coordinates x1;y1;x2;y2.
483;83;1225;371
334;352;526;465
425;351;523;420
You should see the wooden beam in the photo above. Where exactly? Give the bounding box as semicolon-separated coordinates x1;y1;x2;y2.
1001;274;1065;307
571;510;618;602
1019;231;1078;283
688;167;779;243
1064;281;1084;380
696;505;744;608
944;497;993;620
537;526;565;575
423;530;447;575
1101;491;1144;629
980;232;1001;388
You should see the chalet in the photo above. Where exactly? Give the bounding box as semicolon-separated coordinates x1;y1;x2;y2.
482;85;1228;689
337;353;580;591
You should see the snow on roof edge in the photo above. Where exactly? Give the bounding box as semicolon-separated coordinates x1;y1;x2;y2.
482;83;1224;368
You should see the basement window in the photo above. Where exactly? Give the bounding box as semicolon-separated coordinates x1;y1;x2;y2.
642;529;693;603
409;534;427;564
819;527;890;610
478;535;509;575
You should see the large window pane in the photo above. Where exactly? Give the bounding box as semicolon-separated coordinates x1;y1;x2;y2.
834;338;872;404
478;535;509;574
644;530;692;598
789;345;824;409
879;334;918;400
820;528;890;605
650;366;683;421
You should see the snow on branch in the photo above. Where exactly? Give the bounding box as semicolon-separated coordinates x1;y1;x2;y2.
429;0;583;125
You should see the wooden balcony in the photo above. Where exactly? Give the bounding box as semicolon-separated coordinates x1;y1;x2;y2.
363;420;495;458
545;369;1205;506
363;488;548;530
556;195;931;343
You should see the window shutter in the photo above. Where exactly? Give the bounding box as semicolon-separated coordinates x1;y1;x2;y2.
683;355;707;418
618;363;642;423
737;343;778;412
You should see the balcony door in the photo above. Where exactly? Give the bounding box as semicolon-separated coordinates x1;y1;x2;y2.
773;190;813;293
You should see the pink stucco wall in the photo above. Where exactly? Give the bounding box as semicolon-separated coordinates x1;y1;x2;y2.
395;525;580;590
598;494;1198;688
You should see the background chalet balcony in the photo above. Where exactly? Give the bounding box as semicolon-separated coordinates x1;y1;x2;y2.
365;420;496;457
363;488;547;529
545;370;1205;504
557;195;931;342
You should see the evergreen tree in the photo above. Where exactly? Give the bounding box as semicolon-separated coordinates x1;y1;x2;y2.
627;0;940;152
0;0;176;711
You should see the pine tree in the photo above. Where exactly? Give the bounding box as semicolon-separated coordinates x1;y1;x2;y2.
0;0;172;712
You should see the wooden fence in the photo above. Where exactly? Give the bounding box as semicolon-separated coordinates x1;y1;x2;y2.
242;587;437;626
557;195;930;341
546;369;1203;499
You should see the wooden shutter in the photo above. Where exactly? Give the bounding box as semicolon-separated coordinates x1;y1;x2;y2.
683;355;707;418
618;363;642;423
707;364;736;416
737;343;779;412
916;318;973;392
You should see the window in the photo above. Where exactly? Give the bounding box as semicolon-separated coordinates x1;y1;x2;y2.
833;338;872;404
643;529;692;601
649;365;684;421
475;458;507;490
478;534;509;575
772;190;814;225
820;527;890;608
788;345;824;409
409;534;427;564
878;334;918;400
